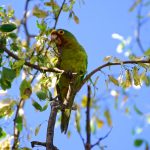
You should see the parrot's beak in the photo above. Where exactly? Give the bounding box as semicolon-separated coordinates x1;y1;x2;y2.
50;30;62;46
51;29;57;41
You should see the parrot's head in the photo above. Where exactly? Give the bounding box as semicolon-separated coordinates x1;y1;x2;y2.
50;29;77;47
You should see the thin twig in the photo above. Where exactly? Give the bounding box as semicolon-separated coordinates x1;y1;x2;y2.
91;127;112;148
85;85;91;150
12;99;24;150
21;0;36;44
53;0;66;29
136;2;145;53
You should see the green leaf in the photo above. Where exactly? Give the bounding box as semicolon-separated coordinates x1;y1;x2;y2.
8;33;17;39
32;100;42;111
129;0;142;12
132;66;141;86
109;75;119;86
75;110;81;133
41;102;49;111
36;91;47;100
134;139;144;147
104;109;112;126
16;116;23;132
0;100;15;118
36;20;47;32
144;48;150;56
0;23;17;32
10;42;19;51
134;105;143;115
32;6;48;18
35;124;41;136
62;4;70;12
20;79;32;100
1;67;16;81
12;60;25;69
0;67;16;90
0;127;7;140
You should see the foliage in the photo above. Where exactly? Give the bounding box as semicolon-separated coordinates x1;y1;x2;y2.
0;0;150;150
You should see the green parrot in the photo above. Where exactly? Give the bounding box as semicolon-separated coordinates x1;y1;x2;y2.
51;29;87;133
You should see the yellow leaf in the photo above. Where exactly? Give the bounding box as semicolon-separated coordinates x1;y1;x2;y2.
81;95;87;107
103;56;112;62
74;15;79;24
125;70;132;88
109;75;119;86
104;109;112;126
35;124;41;136
32;6;48;18
132;66;140;86
96;118;104;128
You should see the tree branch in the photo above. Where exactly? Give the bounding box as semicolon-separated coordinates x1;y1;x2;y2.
2;46;63;73
12;99;25;150
80;59;150;89
31;141;46;147
85;85;91;150
46;105;58;150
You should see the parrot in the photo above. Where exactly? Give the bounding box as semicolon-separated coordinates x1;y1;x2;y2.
51;29;88;133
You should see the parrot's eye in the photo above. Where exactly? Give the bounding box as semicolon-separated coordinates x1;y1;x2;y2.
57;30;64;35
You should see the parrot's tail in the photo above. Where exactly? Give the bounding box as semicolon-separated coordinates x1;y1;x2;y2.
61;109;71;133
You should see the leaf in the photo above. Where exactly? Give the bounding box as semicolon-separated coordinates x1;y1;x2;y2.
67;130;71;138
32;6;48;18
0;23;17;32
62;4;69;12
0;127;7;140
144;48;150;56
36;20;47;32
103;56;112;62
109;75;119;86
36;91;47;100
16;115;23;132
104;109;112;126
134;105;143;115
12;60;25;69
10;42;20;51
125;70;132;88
32;100;42;111
35;124;41;136
75;110;81;133
0;67;16;90
129;0;142;12
90;117;96;134
96;118;104;128
8;33;17;39
81;95;87;107
132;66;141;86
134;139;144;147
20;79;32;100
73;15;79;24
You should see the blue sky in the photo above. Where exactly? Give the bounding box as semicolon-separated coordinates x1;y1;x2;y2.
0;0;150;150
